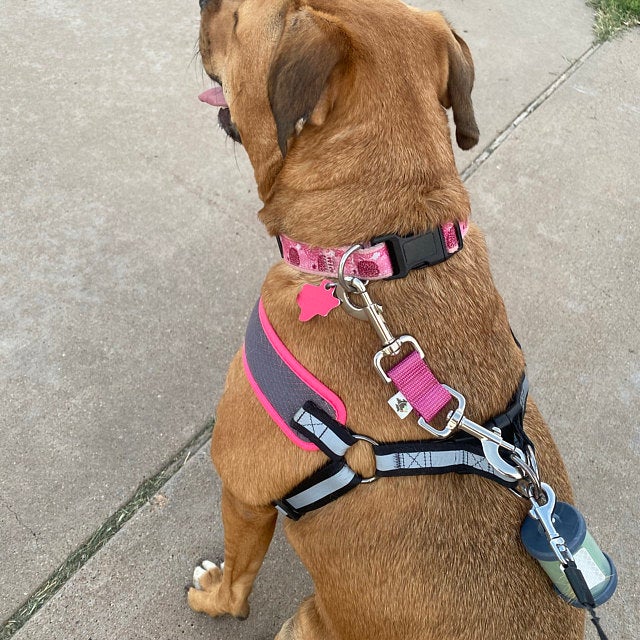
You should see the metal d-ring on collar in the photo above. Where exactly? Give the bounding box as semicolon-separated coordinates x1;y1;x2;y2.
336;245;424;370
337;243;365;293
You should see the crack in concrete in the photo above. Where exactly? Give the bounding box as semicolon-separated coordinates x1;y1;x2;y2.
0;496;40;544
461;43;602;183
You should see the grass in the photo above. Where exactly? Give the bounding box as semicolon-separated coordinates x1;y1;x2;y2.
588;0;640;40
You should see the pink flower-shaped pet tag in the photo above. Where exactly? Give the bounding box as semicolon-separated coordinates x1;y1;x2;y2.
297;280;341;322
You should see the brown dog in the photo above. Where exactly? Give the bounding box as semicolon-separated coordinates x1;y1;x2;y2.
187;0;585;638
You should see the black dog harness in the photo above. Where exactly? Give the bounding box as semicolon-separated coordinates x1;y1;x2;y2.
239;230;535;520
274;373;531;520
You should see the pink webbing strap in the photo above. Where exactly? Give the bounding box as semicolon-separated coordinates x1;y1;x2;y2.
279;221;468;281
387;351;451;422
279;235;394;280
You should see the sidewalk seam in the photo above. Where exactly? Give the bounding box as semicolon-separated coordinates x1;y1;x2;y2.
0;419;214;640
461;42;602;182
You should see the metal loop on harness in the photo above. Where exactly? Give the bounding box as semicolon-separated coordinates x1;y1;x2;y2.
352;433;379;484
417;384;466;438
509;446;544;501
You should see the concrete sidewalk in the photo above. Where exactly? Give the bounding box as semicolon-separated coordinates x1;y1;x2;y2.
1;0;637;638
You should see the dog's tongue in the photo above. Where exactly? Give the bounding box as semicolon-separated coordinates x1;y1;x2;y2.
198;87;228;108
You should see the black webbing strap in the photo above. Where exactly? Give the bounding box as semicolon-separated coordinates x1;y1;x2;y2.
275;374;530;520
274;459;362;520
564;561;610;640
484;373;532;454
374;434;514;485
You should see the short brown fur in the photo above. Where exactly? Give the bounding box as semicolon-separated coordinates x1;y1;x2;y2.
188;0;585;638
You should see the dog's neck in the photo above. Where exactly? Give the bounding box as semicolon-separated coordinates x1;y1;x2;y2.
254;121;470;248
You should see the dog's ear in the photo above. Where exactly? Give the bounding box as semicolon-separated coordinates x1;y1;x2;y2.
441;29;479;150
268;9;345;157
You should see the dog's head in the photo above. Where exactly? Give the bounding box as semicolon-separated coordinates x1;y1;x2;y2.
199;0;479;238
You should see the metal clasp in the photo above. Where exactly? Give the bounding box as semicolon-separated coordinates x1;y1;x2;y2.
416;385;466;438
417;388;525;482
527;483;573;565
335;276;397;347
336;277;425;382
509;446;544;501
335;246;427;383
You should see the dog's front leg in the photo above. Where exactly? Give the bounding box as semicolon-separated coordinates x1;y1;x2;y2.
187;485;277;619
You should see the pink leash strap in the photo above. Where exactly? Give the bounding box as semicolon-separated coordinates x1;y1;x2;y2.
387;351;451;422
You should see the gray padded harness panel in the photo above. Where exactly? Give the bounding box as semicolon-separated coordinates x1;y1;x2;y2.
244;300;339;443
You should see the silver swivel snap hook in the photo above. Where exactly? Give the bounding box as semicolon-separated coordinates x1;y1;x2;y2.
417;393;526;483
334;245;425;379
335;244;400;352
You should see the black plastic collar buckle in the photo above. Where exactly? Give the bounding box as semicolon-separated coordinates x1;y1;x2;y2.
372;223;464;280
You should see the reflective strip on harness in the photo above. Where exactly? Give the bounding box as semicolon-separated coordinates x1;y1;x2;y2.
275;460;361;519
243;298;347;451
292;407;356;459
375;448;496;476
275;374;531;520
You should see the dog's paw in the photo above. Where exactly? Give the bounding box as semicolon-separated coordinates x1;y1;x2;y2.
192;559;223;592
187;559;248;619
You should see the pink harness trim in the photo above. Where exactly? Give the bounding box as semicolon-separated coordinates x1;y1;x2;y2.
279;221;468;280
242;299;347;451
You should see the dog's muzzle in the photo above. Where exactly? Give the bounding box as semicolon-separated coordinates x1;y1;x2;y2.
199;85;243;144
218;108;242;144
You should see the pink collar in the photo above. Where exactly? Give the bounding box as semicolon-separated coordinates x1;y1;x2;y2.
278;221;468;280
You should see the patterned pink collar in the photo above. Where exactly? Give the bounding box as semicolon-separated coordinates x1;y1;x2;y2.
278;221;468;280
